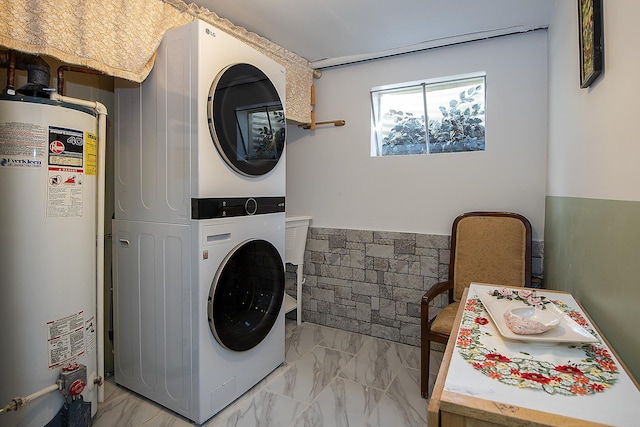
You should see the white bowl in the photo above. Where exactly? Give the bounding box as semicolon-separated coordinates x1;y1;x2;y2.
503;307;560;335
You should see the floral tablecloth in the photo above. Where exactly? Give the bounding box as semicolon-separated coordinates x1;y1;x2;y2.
457;287;618;396
442;283;640;426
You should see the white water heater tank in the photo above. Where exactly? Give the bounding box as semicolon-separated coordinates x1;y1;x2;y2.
0;94;98;426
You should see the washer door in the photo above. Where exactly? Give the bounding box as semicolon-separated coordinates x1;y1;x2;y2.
208;63;285;177
208;239;285;352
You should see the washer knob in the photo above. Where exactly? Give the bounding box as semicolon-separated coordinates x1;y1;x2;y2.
245;198;257;215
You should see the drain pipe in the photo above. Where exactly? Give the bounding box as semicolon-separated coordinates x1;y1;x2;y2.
49;92;108;404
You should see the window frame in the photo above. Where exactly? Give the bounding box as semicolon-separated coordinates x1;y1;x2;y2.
371;71;487;157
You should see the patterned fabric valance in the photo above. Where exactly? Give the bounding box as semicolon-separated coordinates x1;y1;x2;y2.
0;0;312;122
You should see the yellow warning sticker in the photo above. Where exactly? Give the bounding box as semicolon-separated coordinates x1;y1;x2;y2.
85;132;97;176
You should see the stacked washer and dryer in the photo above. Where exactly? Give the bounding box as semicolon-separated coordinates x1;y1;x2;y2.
112;20;287;425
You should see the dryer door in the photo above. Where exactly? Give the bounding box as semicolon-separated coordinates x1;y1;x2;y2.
208;239;285;351
208;63;285;177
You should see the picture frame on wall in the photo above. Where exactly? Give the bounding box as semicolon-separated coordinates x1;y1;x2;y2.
578;0;603;88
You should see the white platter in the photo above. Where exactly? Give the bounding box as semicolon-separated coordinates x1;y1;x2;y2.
474;285;598;344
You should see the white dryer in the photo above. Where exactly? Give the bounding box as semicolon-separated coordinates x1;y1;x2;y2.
113;205;285;425
114;19;286;224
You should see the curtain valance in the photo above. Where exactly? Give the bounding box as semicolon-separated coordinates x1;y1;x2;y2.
0;0;312;122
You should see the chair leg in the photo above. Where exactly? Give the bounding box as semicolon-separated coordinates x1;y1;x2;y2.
421;339;430;398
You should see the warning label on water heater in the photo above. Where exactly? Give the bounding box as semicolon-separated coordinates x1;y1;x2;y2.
47;311;86;369
85;132;97;176
47;126;84;218
47;168;84;218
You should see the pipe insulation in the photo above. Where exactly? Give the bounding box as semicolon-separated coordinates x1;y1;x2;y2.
0;384;60;414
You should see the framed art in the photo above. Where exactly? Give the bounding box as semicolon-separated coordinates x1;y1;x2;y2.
578;0;603;88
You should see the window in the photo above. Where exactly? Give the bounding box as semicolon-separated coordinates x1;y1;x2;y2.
371;73;486;156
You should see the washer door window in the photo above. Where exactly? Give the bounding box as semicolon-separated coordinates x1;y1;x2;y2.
208;63;285;177
208;239;285;352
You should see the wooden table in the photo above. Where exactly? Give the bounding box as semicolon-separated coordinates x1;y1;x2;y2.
428;283;640;427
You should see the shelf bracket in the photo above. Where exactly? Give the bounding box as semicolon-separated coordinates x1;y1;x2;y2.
298;84;345;130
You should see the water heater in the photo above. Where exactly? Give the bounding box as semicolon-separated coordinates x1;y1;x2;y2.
0;94;99;426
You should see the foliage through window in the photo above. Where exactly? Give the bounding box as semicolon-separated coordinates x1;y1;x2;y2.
371;73;486;156
236;104;285;160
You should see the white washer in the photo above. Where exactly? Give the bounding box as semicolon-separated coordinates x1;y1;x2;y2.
113;211;285;425
114;19;286;224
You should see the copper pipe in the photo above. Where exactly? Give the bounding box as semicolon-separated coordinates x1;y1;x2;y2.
57;65;104;95
6;50;16;93
0;50;19;94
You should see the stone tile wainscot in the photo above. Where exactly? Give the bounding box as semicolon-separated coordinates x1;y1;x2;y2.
285;227;544;347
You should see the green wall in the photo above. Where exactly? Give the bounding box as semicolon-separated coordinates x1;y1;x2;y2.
544;196;640;381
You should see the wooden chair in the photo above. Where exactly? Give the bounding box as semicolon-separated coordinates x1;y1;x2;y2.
420;211;532;398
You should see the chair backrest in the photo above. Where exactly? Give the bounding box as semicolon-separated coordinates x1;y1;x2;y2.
449;212;532;301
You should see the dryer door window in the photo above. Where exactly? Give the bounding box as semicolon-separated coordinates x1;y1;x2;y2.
208;63;285;177
208;239;285;351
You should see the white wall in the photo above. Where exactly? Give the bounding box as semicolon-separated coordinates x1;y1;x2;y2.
547;0;640;201
285;31;548;239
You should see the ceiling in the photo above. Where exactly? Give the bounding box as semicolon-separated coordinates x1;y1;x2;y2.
195;0;556;69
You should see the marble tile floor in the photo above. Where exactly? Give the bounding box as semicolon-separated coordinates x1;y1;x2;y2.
94;320;443;427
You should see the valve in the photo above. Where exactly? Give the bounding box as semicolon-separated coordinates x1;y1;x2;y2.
58;364;87;397
69;379;86;396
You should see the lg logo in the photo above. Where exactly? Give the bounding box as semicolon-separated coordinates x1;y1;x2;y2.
205;28;216;38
